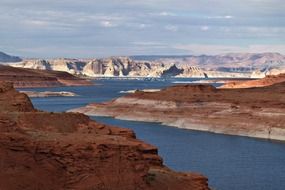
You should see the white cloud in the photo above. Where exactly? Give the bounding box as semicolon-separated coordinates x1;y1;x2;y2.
20;18;76;31
132;41;165;46
200;26;210;31
23;20;50;27
173;44;285;55
165;25;178;32
225;15;233;19
139;24;146;28
207;15;234;19
137;23;152;29
0;0;284;57
100;20;117;27
159;11;176;16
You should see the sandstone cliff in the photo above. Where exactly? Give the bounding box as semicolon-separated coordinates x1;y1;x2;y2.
221;73;285;88
0;81;209;190
10;52;285;78
70;82;285;141
11;57;249;78
16;59;87;75
0;65;92;88
133;53;285;77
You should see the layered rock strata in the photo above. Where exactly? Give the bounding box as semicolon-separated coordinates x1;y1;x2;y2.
0;65;92;88
71;83;285;141
221;74;285;88
0;81;209;190
11;52;285;78
12;57;250;78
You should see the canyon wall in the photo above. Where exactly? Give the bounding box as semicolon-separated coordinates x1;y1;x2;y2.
0;82;210;190
70;80;285;141
11;52;285;78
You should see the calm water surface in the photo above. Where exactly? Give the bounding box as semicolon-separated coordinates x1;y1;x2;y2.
22;78;285;190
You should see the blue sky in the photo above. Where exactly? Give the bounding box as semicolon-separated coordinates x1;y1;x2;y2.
0;0;284;58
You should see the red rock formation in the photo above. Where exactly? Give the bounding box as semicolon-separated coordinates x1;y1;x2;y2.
0;81;209;190
221;73;285;88
72;83;285;141
0;65;92;88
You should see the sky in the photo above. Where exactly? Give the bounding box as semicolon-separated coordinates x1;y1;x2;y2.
0;0;285;58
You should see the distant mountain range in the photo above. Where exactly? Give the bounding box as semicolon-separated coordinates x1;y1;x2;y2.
0;51;22;63
132;52;285;70
2;51;285;78
11;57;251;78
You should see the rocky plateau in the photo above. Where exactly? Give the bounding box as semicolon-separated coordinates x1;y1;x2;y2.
9;52;285;78
0;64;92;88
220;73;285;88
70;75;285;141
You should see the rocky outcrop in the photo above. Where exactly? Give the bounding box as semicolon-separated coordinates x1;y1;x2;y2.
16;57;174;78
0;65;92;88
134;52;285;69
134;53;285;77
20;91;78;98
16;59;87;75
82;57;154;77
70;83;285;141
0;51;22;63
12;57;251;78
7;52;285;78
0;81;34;112
0;82;210;190
11;52;285;78
251;67;285;78
221;74;285;88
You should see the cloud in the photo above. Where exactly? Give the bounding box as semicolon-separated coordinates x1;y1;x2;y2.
131;41;166;47
159;12;176;16
207;15;234;19
100;20;117;27
173;44;285;55
200;26;210;31
22;20;50;27
165;25;178;32
0;0;284;57
138;24;147;29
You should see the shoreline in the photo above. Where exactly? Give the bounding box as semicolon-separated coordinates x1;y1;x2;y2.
69;81;285;142
72;107;285;142
0;81;210;190
94;114;285;143
20;90;78;98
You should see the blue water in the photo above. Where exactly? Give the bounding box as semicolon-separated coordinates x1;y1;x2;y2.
22;78;285;190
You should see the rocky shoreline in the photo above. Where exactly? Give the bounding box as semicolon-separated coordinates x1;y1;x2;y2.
0;65;92;88
20;91;78;98
220;73;285;88
0;81;210;190
70;79;285;142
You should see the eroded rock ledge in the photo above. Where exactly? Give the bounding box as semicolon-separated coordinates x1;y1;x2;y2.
20;91;78;98
0;81;209;190
220;73;285;88
0;65;92;88
70;81;285;141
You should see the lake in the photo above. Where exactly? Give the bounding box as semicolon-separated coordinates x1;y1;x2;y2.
22;78;285;190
